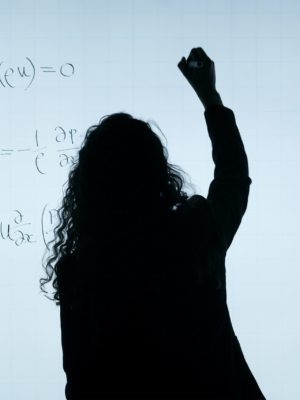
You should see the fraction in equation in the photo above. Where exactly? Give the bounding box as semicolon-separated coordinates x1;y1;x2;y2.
0;126;84;174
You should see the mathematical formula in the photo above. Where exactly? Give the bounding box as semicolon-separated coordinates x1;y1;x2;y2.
0;126;84;174
0;57;74;90
0;205;59;248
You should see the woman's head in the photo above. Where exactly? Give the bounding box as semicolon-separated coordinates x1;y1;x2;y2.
39;112;196;304
77;112;170;225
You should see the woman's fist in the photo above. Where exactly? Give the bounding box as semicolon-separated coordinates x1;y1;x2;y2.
178;47;219;106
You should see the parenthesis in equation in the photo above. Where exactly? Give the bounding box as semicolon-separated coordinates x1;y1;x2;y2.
25;57;35;90
41;204;50;250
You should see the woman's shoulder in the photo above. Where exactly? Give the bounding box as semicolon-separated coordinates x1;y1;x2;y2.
175;194;208;216
174;194;210;234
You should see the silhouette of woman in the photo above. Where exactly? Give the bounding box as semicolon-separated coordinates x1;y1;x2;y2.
40;47;266;399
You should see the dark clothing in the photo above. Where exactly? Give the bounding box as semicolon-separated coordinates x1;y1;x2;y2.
59;105;266;399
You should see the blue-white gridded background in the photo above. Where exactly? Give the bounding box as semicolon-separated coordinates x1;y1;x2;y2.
0;0;299;399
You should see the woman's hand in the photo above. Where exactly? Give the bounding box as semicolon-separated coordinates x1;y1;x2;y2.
177;47;223;109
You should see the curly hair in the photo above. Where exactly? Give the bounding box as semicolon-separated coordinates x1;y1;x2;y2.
39;112;197;306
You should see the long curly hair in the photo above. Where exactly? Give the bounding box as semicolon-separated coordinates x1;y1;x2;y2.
39;112;197;306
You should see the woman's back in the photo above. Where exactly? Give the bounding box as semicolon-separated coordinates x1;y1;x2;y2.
58;104;266;399
60;196;237;399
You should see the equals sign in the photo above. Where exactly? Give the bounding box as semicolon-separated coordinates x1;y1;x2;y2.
40;67;56;73
17;148;31;153
0;149;14;156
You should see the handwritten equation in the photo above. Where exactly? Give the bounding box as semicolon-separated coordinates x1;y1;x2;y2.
0;126;84;174
0;57;74;90
0;205;59;248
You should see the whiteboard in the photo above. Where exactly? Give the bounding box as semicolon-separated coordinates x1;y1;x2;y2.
1;1;299;399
